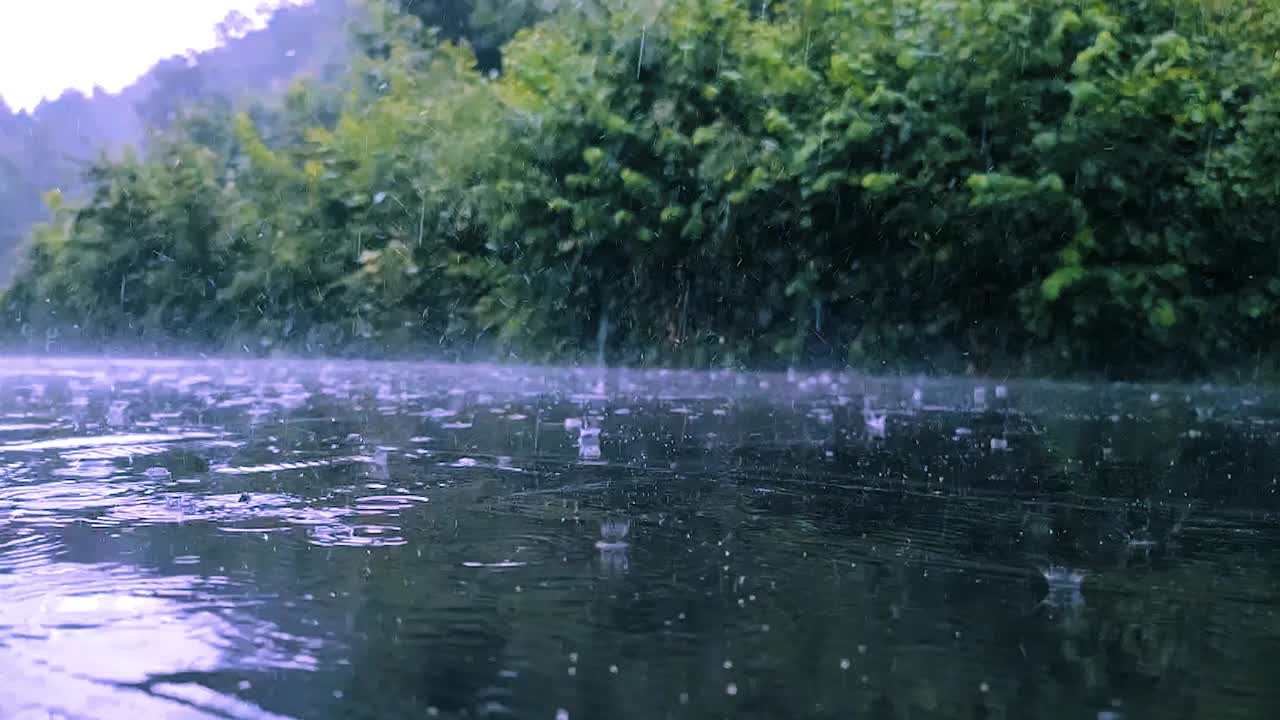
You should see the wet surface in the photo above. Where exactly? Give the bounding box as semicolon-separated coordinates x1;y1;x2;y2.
0;357;1278;719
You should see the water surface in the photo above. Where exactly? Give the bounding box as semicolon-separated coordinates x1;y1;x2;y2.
1;357;1278;719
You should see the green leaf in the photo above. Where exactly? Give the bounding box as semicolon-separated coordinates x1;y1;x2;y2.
858;173;899;193
1042;267;1086;301
1149;298;1177;328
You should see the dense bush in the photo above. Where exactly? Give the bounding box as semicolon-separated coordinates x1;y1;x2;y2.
5;0;1280;378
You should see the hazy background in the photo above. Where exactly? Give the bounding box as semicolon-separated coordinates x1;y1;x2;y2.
0;0;352;282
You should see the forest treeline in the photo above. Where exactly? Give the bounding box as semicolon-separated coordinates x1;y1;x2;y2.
4;0;1280;378
0;0;356;283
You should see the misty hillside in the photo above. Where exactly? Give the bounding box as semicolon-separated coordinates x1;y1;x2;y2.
0;0;352;283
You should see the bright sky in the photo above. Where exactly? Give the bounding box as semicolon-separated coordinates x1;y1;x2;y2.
0;0;286;112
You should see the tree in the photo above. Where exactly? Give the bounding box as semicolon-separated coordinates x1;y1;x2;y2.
8;0;1280;378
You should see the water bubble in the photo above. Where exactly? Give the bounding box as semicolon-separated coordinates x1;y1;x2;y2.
368;447;390;480
107;400;130;427
862;397;887;436
1042;566;1085;590
600;518;629;543
1041;566;1087;610
840;658;850;670
578;422;602;460
863;409;887;437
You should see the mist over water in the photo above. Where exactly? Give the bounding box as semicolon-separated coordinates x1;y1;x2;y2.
1;356;1278;719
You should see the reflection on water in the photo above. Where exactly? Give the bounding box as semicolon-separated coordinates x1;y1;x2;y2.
0;356;1279;719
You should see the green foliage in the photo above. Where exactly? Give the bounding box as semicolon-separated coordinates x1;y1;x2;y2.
382;0;555;70
7;0;1280;377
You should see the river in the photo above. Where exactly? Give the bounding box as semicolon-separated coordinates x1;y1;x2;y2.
0;357;1277;719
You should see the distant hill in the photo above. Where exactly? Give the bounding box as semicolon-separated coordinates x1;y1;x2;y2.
0;0;352;284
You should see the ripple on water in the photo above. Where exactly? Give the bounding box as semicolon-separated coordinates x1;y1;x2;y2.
0;530;62;572
4;359;1280;720
100;492;304;527
146;683;298;720
0;479;143;527
0;560;327;712
0;432;219;453
308;522;407;547
353;494;431;513
213;456;371;475
0;421;63;434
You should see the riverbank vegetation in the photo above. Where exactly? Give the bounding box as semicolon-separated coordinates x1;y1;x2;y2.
4;0;1280;378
